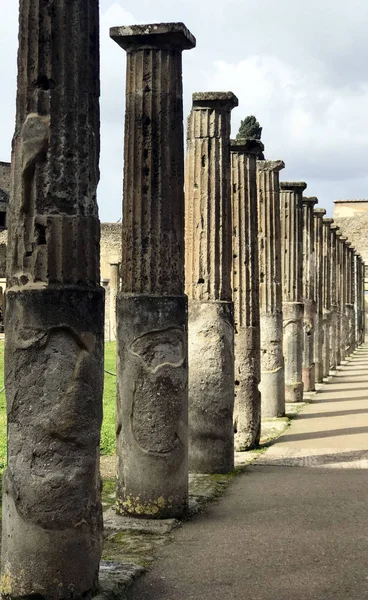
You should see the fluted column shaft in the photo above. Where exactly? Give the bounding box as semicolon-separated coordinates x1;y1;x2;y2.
111;23;196;518
322;218;332;377
356;255;362;345
357;256;365;344
185;92;238;473
231;139;263;450
314;208;325;383
2;1;104;597
280;181;307;402
338;236;348;362
345;243;356;354
257;160;285;417
302;197;317;391
330;225;340;369
361;259;366;343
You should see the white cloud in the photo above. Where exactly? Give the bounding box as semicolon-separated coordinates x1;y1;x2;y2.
2;0;368;219
206;55;368;207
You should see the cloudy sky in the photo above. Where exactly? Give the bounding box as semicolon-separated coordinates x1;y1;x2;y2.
1;0;368;221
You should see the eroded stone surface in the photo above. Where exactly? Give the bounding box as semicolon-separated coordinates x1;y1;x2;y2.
302;197;317;392
280;182;306;402
185;92;237;473
112;24;195;518
257;160;285;417
231;139;263;449
1;1;104;598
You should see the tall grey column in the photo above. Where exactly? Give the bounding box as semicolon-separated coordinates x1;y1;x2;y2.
314;208;325;383
108;262;119;341
1;1;104;597
302;196;317;391
322;217;332;377
330;224;340;369
338;235;348;363
356;255;365;345
257;160;285;417
185;92;238;473
111;23;196;518
361;258;366;343
345;243;356;355
354;251;361;347
280;182;307;402
231;139;263;450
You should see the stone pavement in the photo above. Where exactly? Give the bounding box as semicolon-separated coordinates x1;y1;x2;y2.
127;345;368;599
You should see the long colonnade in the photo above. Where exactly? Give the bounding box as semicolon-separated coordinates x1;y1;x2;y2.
1;12;366;599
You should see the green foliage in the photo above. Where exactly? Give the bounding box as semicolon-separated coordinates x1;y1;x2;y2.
236;115;262;140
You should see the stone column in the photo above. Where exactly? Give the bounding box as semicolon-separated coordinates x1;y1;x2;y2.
314;208;325;383
185;92;238;473
280;182;307;402
302;197;317;391
356;254;365;345
110;23;195;519
322;217;332;377
338;235;348;363
345;243;356;355
355;251;362;346
108;262;119;342
231;139;263;450
1;1;104;597
361;258;366;343
257;160;285;417
329;224;340;369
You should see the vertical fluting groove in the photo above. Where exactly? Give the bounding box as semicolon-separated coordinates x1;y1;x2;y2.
185;97;235;301
2;1;104;597
121;48;184;295
257;162;284;313
257;160;285;417
8;0;101;287
185;92;236;473
112;22;195;519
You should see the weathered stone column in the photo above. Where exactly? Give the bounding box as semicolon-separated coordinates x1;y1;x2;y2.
108;262;119;341
322;217;332;377
314;208;325;383
280;182;307;402
231;139;263;450
338;235;348;362
361;258;366;343
110;23;195;518
356;254;365;345
1;1;104;597
257;160;285;417
354;251;361;346
330;224;340;369
302;196;317;391
345;243;356;355
185;92;238;473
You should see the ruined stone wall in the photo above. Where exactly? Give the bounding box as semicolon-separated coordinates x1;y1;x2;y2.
333;201;368;263
100;222;122;280
0;162;10;194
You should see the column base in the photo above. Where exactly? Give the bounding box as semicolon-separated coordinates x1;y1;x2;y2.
285;382;304;403
116;294;188;519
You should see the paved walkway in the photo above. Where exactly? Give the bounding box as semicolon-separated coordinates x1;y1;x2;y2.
128;345;368;600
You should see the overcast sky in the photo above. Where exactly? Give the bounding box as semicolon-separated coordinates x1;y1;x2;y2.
1;0;368;221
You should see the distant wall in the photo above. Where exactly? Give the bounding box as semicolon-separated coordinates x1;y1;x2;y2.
334;201;368;264
0;162;11;194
